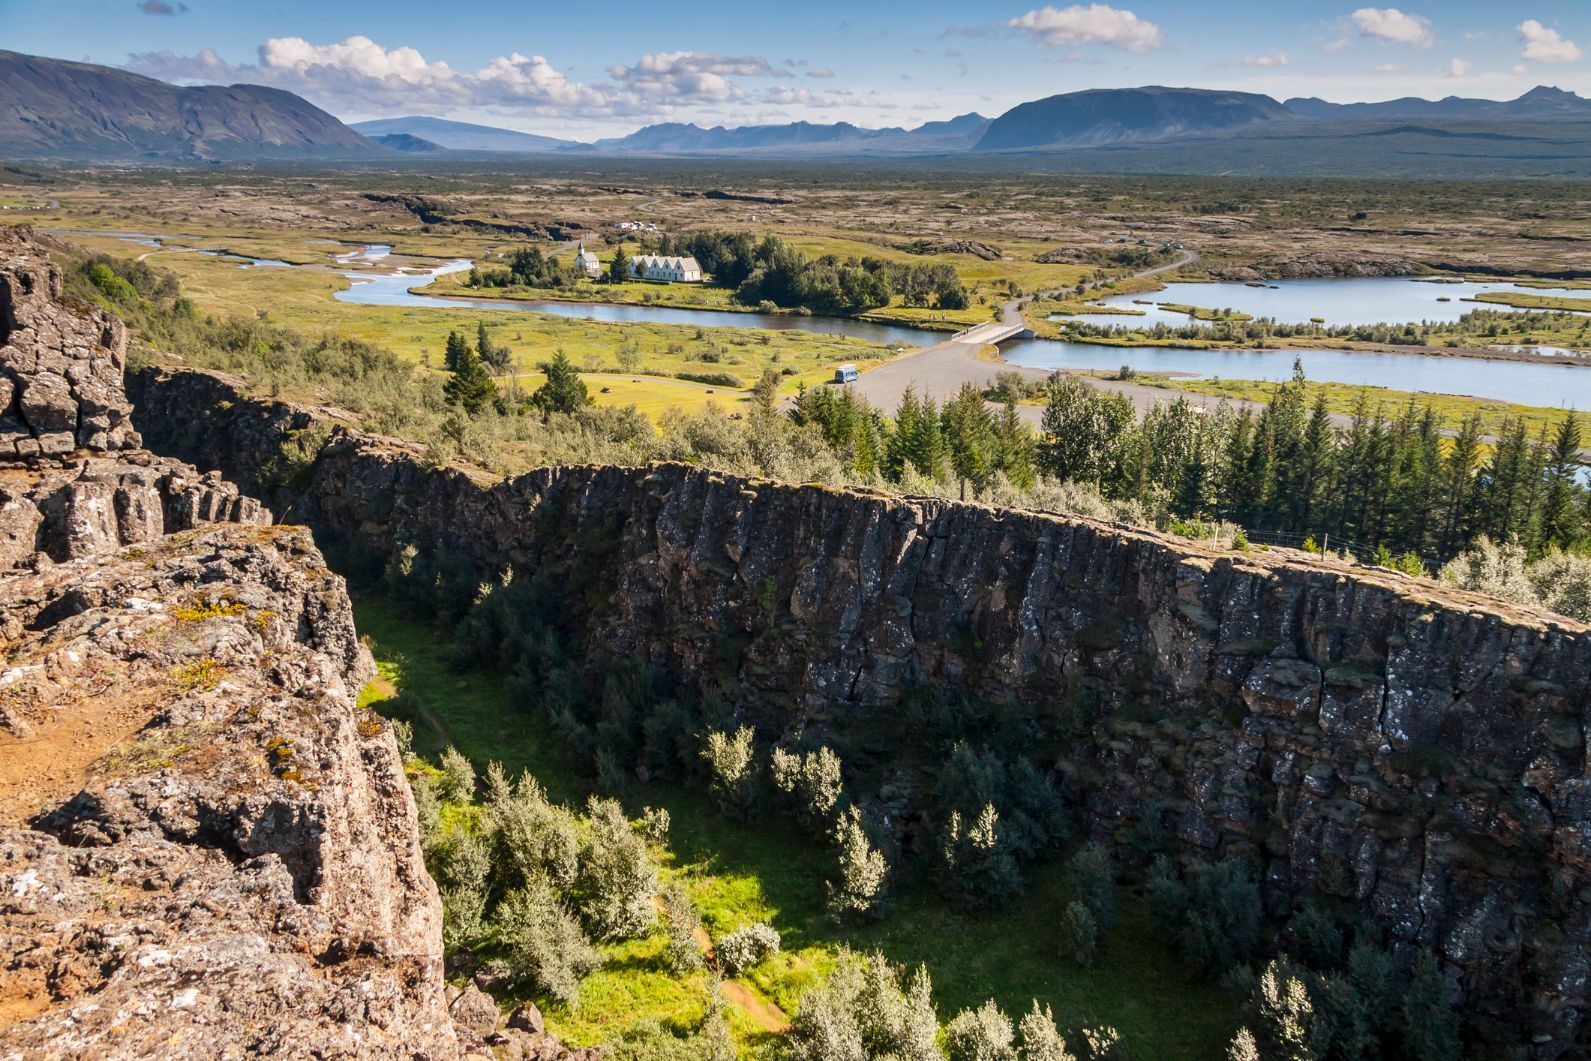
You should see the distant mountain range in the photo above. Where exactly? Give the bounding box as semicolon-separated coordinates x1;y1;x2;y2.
1;50;1587;176
585;112;991;155
350;116;572;153
1283;85;1591;121
0;50;379;160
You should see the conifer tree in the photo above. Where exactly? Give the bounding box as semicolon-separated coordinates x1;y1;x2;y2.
443;329;470;373
1538;411;1584;551
532;350;593;417
443;341;497;414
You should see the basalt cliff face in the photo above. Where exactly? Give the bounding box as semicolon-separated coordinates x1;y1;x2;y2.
129;363;1591;1056
0;231;462;1058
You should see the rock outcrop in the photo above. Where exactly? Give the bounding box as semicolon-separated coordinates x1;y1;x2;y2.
0;230;461;1058
1;231;141;455
130;363;1591;1057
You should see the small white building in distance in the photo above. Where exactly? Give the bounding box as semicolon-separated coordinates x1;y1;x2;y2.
573;242;603;278
629;254;702;283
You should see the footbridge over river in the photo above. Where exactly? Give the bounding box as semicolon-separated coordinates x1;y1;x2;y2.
949;319;1034;346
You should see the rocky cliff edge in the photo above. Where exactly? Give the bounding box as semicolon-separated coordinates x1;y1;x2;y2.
0;227;462;1058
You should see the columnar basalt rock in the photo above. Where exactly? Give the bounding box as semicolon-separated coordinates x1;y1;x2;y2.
0;231;468;1058
129;362;1591;1057
0;227;141;456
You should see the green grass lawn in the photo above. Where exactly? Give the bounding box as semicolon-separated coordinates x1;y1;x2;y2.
353;596;1241;1060
1468;291;1591;313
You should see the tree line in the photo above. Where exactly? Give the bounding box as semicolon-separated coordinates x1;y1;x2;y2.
1061;306;1591;349
667;230;970;316
793;361;1588;569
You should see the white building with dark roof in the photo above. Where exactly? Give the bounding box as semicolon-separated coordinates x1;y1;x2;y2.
629;254;702;283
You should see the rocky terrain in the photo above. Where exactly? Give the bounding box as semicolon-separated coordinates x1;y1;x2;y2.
129;358;1591;1056
0;230;604;1059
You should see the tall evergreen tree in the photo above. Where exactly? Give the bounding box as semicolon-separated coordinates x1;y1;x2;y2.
1538;412;1584;551
1437;411;1484;556
443;342;497;414
532;350;594;417
443;329;470;373
608;247;630;285
942;384;995;493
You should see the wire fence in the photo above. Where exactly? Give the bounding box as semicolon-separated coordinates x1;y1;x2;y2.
1236;528;1371;559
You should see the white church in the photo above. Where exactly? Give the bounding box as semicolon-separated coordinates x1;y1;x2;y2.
573;242;603;278
629;254;703;283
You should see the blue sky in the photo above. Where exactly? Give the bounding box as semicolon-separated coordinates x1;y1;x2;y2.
4;1;1587;135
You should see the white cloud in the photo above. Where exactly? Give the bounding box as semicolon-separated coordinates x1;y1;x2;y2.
1374;63;1401;73
1323;38;1351;54
1439;57;1470;77
1007;4;1164;53
126;47;231;80
607;52;779;103
128;37;784;119
1244;51;1290;68
1351;8;1435;49
808;67;835;78
1517;20;1582;63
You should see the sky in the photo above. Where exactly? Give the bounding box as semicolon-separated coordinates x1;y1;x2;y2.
3;1;1588;137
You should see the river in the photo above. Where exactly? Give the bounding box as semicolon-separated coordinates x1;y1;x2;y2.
81;231;1591;408
334;255;939;348
332;253;1590;408
999;340;1589;409
1058;277;1591;328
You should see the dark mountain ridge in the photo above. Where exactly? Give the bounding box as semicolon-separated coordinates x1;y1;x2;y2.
2;48;1585;175
0;50;382;160
973;86;1291;151
1285;85;1591;121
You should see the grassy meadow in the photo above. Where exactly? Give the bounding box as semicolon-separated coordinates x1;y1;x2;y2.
82;233;900;415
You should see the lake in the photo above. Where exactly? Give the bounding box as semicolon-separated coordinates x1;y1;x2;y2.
1057;277;1591;329
1000;340;1590;409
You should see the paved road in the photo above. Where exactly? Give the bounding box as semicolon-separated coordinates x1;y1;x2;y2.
847;337;1247;426
851;247;1232;425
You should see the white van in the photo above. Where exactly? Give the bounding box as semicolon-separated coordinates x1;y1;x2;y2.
834;363;859;383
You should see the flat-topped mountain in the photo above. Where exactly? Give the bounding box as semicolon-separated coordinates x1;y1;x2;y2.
0;50;383;160
973;86;1291;151
586;114;990;155
351;115;575;153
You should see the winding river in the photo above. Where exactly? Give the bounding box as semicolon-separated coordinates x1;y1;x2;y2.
335;255;939;348
331;252;1590;408
75;231;1591;409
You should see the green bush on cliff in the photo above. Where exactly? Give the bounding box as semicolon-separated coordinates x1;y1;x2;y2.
573;796;657;941
701;726;758;819
493;876;602;1005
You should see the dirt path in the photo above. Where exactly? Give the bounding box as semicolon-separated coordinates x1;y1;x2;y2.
649;895;792;1033
722;979;792;1034
0;685;160;824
